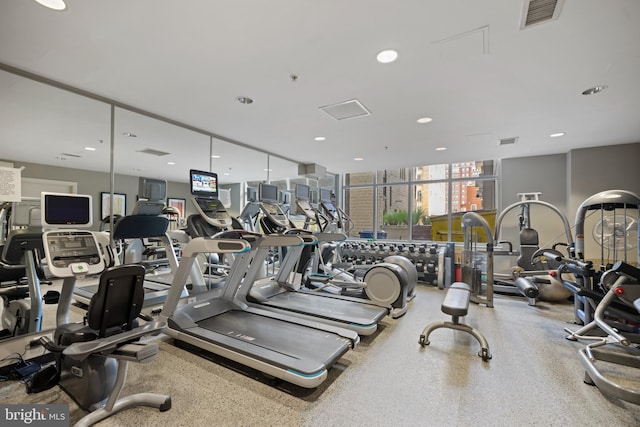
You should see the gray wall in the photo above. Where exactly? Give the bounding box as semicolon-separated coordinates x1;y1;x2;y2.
499;153;570;251
11;160;193;230
498;142;640;263
567;142;640;221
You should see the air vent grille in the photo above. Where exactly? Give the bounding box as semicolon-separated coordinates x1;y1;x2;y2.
320;99;371;120
60;153;82;158
522;0;563;28
138;148;170;157
498;137;518;146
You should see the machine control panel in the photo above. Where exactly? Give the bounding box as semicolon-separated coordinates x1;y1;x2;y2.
43;230;104;278
193;197;232;228
260;202;290;228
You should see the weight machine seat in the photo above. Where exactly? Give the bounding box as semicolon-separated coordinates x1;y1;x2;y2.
38;264;171;425
419;282;491;361
517;228;539;271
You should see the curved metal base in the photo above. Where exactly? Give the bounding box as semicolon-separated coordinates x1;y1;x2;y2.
419;320;492;361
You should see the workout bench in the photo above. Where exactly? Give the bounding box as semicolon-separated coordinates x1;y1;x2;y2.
419;282;492;361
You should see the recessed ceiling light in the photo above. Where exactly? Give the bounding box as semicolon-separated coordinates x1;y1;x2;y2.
84;147;96;151
264;168;272;172
34;0;67;11
354;157;364;161
582;85;607;95
211;155;221;158
223;173;230;176
123;132;137;137
167;162;175;165
417;117;433;124
376;50;398;64
435;147;447;151
314;136;326;141
549;132;565;138
236;96;254;104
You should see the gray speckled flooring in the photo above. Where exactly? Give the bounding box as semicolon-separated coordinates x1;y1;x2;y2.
2;285;640;426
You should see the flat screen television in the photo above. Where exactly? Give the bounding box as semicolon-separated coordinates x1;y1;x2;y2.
320;188;332;202
41;192;92;228
295;184;310;201
138;177;167;202
259;183;279;204
190;169;218;198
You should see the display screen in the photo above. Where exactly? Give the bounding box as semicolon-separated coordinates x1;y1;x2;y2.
259;183;279;203
42;193;92;227
190;169;218;198
138;177;167;202
295;184;310;201
320;188;332;202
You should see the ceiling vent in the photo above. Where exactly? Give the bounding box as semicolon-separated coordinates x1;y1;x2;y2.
319;99;371;120
520;0;564;29
137;148;170;157
498;137;519;146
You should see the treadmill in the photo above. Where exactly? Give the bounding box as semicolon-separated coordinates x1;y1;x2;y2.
74;178;193;307
243;183;389;336
162;170;358;388
162;233;358;388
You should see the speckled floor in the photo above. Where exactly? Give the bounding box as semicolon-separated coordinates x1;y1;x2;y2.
2;285;640;426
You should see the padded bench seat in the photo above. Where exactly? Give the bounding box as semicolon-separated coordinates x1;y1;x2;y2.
441;282;471;317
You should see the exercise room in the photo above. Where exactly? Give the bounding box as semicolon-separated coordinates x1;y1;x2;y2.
1;1;640;426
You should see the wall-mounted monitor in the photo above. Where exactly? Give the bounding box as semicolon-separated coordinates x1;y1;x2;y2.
295;184;310;201
41;192;92;228
190;169;218;198
258;183;279;204
319;188;332;202
138;177;167;202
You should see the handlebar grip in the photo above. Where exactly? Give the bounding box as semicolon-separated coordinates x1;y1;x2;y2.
612;261;640;281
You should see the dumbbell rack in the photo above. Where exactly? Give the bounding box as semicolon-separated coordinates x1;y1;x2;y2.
338;240;455;288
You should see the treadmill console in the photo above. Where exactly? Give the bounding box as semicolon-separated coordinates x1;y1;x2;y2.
193;197;233;229
260;202;290;228
43;230;104;278
296;199;316;221
320;201;339;221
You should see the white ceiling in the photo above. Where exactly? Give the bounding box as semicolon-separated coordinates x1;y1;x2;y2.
1;0;639;186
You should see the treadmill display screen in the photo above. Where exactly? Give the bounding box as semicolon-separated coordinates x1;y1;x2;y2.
41;193;92;228
319;188;332;202
295;184;310;201
190;169;218;198
259;183;279;204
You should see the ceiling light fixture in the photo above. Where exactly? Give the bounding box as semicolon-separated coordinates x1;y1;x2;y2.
417;117;433;124
167;162;175;165
582;85;607;95
549;132;565;138
84;147;96;151
354;157;364;161
376;49;398;64
211;155;221;158
236;96;254;104
314;136;326;141
34;0;67;11
264;168;272;172
435;147;447;151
